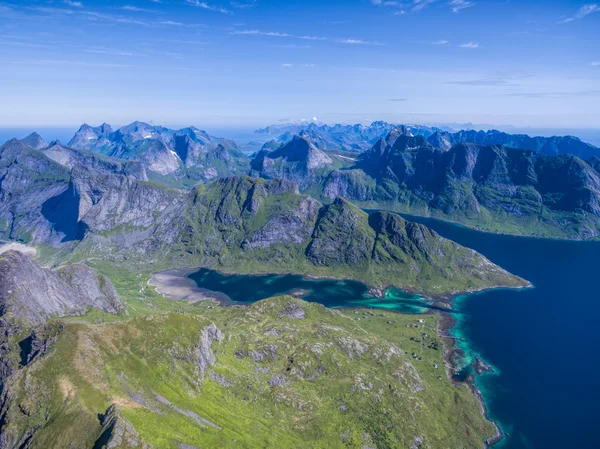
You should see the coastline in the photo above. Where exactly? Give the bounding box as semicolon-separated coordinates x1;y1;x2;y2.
149;264;530;304
438;311;503;448
150;265;510;448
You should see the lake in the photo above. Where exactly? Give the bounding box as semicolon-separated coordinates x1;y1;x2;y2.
188;218;600;449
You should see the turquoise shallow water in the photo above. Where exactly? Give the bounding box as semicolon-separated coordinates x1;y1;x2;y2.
189;217;600;449
187;268;432;314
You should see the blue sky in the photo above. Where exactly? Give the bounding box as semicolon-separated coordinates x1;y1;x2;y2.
0;0;598;129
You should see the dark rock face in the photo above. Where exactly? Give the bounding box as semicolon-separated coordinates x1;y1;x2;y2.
250;135;333;188
323;131;600;239
306;198;374;266
0;250;124;326
427;129;599;159
0;139;72;245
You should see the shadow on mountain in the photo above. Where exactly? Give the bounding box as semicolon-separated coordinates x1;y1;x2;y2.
41;184;88;242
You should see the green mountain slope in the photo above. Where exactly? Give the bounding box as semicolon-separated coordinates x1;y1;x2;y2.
0;297;496;449
69;176;527;297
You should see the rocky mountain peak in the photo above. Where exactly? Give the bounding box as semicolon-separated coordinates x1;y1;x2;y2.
20;132;48;150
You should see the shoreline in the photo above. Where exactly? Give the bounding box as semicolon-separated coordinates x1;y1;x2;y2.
149;265;510;448
438;312;503;447
149;264;531;304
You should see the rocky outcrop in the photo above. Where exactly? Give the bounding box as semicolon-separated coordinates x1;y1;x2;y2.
0;250;124;326
196;324;223;380
95;405;153;449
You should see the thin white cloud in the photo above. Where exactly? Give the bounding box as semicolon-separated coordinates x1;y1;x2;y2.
449;0;475;12
234;29;292;37
63;0;83;7
504;90;600;99
558;3;599;23
371;0;435;13
83;47;138;56
233;30;383;45
432;39;449;45
338;38;385;46
591;61;600;66
121;5;157;13
412;0;437;12
459;42;479;48
282;63;293;67
186;0;231;14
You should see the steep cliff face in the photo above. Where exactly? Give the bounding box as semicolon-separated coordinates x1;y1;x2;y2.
42;141;147;180
0;250;123;326
322;132;600;239
0;139;72;245
250;135;334;188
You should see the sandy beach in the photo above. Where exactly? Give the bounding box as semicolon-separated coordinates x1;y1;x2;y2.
148;267;230;304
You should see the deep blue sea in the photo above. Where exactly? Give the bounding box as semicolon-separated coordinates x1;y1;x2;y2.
398;215;600;449
189;219;600;449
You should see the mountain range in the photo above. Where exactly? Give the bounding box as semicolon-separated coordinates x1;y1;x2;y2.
247;129;600;239
255;121;599;159
255;121;439;153
0;134;524;296
0;121;542;449
426;129;599;159
68;121;249;185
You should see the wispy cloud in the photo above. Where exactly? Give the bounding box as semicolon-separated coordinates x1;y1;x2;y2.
432;39;449;45
230;0;257;8
63;0;83;7
269;44;312;49
186;0;231;14
388;98;409;102
337;38;385;46
591;61;600;66
83;47;139;56
557;3;599;23
281;63;317;68
446;74;533;86
121;5;157;13
232;29;383;45
459;41;479;48
449;0;475;12
371;0;435;13
504;90;600;98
